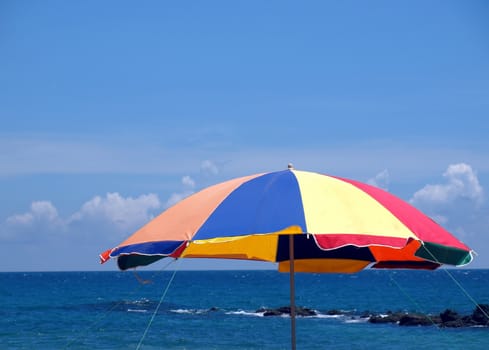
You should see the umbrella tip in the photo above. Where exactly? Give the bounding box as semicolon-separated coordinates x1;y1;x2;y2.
288;163;294;169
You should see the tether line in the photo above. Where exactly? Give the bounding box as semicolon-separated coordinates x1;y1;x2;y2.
441;268;489;319
64;294;131;349
388;273;439;327
136;259;180;350
422;244;489;321
64;258;176;349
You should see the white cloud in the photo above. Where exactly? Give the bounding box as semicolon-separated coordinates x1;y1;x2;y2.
367;169;390;190
6;201;60;226
410;163;484;207
70;192;161;231
408;163;487;250
181;175;196;188
2;201;65;242
165;175;196;208
165;192;193;208
201;160;219;176
1;193;161;243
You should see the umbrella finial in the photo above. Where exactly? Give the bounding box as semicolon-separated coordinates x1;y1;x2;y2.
288;163;294;170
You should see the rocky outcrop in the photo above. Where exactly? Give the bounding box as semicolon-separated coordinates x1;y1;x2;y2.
257;306;317;317
368;304;489;327
471;304;489;325
369;311;404;324
257;304;489;328
399;313;438;326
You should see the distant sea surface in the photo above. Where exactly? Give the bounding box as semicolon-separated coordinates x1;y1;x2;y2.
1;269;488;349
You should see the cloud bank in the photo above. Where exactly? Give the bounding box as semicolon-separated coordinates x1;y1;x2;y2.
1;161;487;269
410;163;484;207
1;193;161;245
1;161;221;245
408;163;486;251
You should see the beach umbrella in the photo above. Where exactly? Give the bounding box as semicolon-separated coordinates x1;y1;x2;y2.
100;165;473;350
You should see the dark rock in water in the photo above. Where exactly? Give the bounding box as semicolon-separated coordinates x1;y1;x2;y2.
439;309;466;327
296;307;317;316
440;309;460;323
326;309;343;316
439;304;489;327
368;311;440;326
360;310;374;319
257;304;489;327
442;318;468;328
276;306;293;315
369;311;404;324
367;304;489;328
208;307;219;312
258;306;317;317
399;313;434;326
471;304;489;325
262;308;283;317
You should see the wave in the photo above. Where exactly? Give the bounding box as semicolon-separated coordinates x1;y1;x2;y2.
170;308;211;315
226;309;349;319
75;299;489;328
344;317;369;324
127;309;148;313
226;310;263;317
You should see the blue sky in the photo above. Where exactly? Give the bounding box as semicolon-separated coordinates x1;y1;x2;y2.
1;0;488;271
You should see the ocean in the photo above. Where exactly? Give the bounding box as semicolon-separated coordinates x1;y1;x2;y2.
1;268;487;349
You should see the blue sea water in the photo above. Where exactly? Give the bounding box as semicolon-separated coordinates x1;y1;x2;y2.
1;269;487;349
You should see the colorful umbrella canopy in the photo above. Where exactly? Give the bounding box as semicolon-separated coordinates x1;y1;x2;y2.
101;167;473;272
101;166;474;349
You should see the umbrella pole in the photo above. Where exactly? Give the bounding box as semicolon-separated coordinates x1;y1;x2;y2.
289;234;296;350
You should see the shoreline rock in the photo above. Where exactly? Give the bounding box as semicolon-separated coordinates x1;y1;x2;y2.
256;304;489;328
370;304;489;327
257;306;317;317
